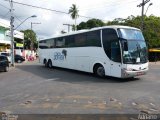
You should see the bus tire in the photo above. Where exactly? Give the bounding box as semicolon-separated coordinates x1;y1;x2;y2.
44;59;48;67
48;60;52;68
94;64;105;77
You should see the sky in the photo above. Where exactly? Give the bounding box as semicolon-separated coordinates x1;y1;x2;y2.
0;0;160;39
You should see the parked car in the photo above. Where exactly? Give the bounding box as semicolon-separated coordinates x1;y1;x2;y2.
0;52;11;63
15;54;25;63
0;55;9;72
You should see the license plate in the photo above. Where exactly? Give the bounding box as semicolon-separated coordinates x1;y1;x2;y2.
137;72;144;76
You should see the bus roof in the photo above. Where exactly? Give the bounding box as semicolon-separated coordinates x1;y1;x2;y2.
40;25;141;41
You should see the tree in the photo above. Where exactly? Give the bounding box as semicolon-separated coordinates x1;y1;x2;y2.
77;22;87;30
21;29;37;50
86;19;105;29
72;24;76;31
69;4;79;31
77;19;105;30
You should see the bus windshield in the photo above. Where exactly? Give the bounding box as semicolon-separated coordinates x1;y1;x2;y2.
118;28;148;64
118;28;145;40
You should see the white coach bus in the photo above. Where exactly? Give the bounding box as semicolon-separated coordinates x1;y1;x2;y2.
38;26;148;78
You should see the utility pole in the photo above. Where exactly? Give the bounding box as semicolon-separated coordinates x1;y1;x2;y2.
31;22;41;30
30;22;41;50
63;24;72;32
137;0;150;31
10;0;15;66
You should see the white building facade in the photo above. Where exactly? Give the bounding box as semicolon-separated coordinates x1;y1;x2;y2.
0;18;24;55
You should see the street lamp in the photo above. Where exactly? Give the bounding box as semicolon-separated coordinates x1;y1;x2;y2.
14;15;37;30
145;3;153;15
10;15;37;66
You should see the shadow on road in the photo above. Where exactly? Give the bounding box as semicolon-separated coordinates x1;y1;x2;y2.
15;62;140;84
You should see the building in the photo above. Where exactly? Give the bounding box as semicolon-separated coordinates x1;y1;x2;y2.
14;30;24;56
0;18;24;56
0;19;10;52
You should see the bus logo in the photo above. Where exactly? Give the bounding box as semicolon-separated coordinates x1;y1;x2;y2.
54;52;64;60
62;49;67;59
54;50;67;61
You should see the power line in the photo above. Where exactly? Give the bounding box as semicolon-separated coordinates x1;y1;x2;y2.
0;3;10;10
1;10;10;18
13;14;28;29
12;1;99;20
80;0;139;11
13;1;68;14
0;3;10;18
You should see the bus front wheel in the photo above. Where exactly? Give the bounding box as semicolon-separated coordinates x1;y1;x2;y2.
94;65;105;77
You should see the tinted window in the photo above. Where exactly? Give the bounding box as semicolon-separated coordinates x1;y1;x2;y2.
39;39;55;49
39;40;48;49
15;55;20;57
74;33;86;47
55;37;65;48
47;39;55;48
1;53;10;56
65;35;75;47
86;30;101;47
65;31;101;47
0;56;7;61
39;30;101;48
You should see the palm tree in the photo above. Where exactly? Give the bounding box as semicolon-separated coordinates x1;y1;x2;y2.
69;4;79;31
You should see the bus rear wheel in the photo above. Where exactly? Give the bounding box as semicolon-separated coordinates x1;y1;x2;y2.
48;60;52;68
94;65;105;77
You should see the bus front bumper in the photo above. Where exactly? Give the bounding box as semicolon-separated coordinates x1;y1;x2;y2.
121;68;148;78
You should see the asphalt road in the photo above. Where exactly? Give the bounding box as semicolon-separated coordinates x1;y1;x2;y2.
0;60;160;115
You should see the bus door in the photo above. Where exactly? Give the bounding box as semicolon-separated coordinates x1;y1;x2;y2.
110;41;122;77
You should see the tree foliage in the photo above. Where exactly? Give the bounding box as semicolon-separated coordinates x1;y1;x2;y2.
69;4;79;31
77;19;105;30
21;29;37;50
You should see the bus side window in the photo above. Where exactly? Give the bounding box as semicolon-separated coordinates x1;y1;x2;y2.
102;28;120;62
55;37;65;48
39;40;48;49
86;30;101;47
65;35;75;47
74;33;86;47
